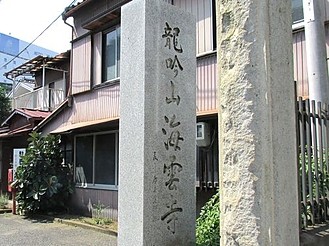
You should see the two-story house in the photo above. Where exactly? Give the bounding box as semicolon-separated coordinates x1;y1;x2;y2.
34;0;329;220
35;0;218;219
0;51;70;193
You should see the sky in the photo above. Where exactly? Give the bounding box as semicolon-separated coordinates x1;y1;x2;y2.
0;0;77;53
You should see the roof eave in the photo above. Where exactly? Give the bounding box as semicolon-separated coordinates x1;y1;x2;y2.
63;0;93;19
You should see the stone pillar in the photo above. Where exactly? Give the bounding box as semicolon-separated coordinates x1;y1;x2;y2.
217;1;300;245
118;0;196;245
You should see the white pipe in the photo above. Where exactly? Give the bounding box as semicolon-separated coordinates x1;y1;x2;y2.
303;0;329;104
42;59;46;110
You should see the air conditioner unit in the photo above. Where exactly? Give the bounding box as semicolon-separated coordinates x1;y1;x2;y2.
196;122;211;147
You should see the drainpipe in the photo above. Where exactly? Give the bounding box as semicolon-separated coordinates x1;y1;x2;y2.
63;70;66;99
303;0;329;104
42;59;46;110
12;78;16;109
63;16;74;98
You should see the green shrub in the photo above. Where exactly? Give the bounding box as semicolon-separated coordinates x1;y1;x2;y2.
299;148;329;225
13;132;74;214
0;193;9;209
196;191;220;246
92;201;112;225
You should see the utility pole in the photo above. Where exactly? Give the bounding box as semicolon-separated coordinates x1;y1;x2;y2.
303;0;329;104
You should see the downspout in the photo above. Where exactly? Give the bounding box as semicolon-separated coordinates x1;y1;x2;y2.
42;59;46;110
63;16;75;99
303;0;329;104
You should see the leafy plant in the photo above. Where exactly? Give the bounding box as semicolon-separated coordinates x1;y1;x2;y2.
196;191;220;246
0;193;9;209
12;132;74;214
92;201;112;225
299;147;329;226
0;85;11;124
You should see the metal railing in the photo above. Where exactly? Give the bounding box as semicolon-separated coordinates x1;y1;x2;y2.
12;87;65;111
297;98;329;228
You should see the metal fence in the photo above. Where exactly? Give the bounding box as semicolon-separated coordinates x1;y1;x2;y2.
296;98;329;228
13;88;65;111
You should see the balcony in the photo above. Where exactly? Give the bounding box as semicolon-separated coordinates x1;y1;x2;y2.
12;87;65;111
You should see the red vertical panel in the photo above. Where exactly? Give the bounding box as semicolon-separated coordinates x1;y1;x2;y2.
293;30;309;99
196;54;217;114
71;36;91;95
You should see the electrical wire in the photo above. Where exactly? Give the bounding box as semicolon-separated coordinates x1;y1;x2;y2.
0;0;78;71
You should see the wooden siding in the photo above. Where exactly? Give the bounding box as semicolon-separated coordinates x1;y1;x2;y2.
293;29;308;99
70;188;118;220
71;36;91;95
44;54;216;131
197;53;217;114
174;0;214;55
72;84;120;123
41;84;120;134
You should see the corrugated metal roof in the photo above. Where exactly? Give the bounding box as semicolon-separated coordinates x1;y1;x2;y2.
4;50;70;79
1;108;51;127
16;108;51;119
0;124;32;138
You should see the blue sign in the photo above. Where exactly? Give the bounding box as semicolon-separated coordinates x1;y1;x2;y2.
0;33;19;56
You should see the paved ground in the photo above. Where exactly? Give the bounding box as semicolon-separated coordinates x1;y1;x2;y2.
0;213;117;246
300;224;329;246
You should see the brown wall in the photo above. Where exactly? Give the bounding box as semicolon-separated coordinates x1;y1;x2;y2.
9;115;29;131
69;187;118;220
0;136;28;193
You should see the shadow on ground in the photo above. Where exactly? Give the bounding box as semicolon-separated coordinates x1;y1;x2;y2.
24;214;55;224
300;224;329;246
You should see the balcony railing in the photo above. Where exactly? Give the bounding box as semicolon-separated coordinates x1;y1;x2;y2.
12;87;65;111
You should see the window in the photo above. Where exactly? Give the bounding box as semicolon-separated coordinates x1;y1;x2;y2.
75;132;118;188
292;0;303;23
174;0;215;54
61;136;73;166
212;0;217;51
102;26;121;82
92;26;121;85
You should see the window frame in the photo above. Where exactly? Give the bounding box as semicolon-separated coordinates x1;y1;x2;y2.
101;25;121;84
292;0;304;26
74;130;119;190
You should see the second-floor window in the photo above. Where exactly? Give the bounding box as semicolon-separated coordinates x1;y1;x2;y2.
102;26;121;82
292;0;303;24
93;26;121;85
